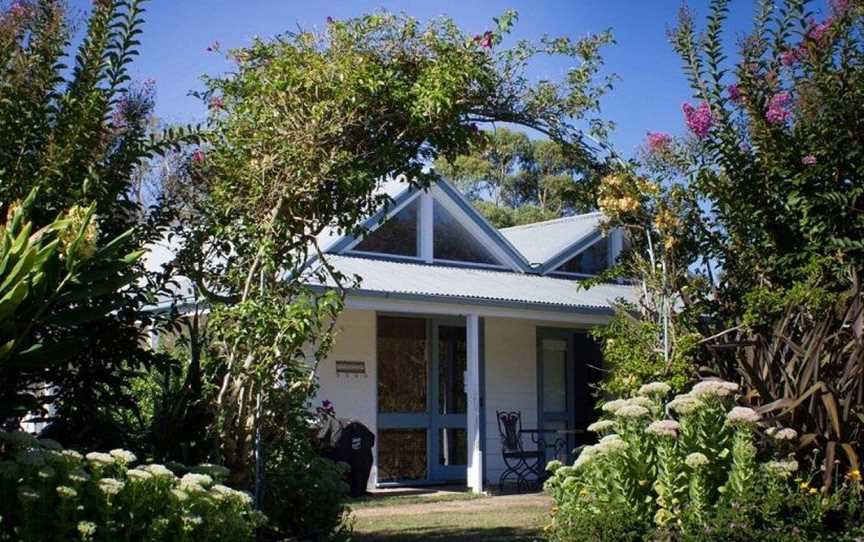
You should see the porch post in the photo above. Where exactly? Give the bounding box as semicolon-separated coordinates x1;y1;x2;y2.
466;313;484;493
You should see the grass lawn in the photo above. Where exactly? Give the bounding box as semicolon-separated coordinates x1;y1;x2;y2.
349;493;551;542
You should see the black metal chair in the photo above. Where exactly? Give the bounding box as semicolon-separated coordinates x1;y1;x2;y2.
496;410;563;493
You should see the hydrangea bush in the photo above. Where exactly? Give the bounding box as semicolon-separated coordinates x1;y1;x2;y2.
544;380;864;541
0;432;264;542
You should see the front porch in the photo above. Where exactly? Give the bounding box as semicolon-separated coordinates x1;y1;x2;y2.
315;296;607;493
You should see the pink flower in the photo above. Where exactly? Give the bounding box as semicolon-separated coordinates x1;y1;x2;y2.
766;92;792;125
646;131;672;154
807;20;832;42
802;154;817;165
191;150;205;164
728;84;741;102
209;96;224;110
682;101;713;139
206;41;220;53
474;31;493;49
831;0;851;14
8;1;27;17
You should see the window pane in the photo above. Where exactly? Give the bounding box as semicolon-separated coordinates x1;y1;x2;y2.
377;317;427;413
557;239;609;275
438;428;467;466
378;429;427;482
542;339;567;413
433;200;497;264
354;199;418;256
438;326;466;415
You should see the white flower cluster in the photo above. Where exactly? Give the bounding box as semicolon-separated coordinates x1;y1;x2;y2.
690;380;739;399
109;449;137;464
142;463;176;479
726;406;761;426
127;468;153;482
615;404;650;419
98;477;125;496
764;459;799;479
601;399;629;414
638;381;671;397
685;452;709;469
210;484;253;505
86;452;115;466
646;419;680;438
180;473;214;493
766;427;798;441
667;394;702;415
586;420;615;433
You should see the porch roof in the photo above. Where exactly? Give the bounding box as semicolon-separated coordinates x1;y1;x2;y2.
307;254;637;313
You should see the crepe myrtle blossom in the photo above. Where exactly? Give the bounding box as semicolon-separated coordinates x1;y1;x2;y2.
474;30;493;49
807;19;833;42
191;150;205;164
727;83;742;102
209;96;224;110
682;101;713;139
645;132;673;155
766;92;792;125
802;154;817;165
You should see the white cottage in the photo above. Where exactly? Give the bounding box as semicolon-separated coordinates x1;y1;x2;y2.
300;178;636;492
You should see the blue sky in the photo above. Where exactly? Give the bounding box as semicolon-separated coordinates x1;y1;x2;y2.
68;0;831;157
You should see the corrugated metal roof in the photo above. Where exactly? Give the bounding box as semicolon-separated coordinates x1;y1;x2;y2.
309;254;636;312
499;212;605;265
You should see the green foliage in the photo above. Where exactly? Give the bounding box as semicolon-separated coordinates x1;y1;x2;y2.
473;200;558;228
435;127;606;221
0;431;263;542
261;438;351;541
544;380;864;541
592;310;698;397
0;0;199;445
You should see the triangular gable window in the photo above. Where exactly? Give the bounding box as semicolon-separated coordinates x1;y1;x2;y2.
353;198;419;257
433;200;498;265
555;238;609;275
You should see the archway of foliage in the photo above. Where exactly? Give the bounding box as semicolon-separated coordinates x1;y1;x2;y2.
597;0;863;487
177;9;616;524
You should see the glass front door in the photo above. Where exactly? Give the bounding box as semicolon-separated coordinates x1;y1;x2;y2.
376;316;467;484
537;328;604;463
430;324;467;481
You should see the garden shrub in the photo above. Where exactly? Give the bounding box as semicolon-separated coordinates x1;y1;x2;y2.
260;437;352;542
545;380;864;541
0;431;264;542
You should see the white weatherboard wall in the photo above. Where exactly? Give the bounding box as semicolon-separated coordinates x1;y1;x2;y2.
313;308;378;487
483;316;539;483
482;317;589;485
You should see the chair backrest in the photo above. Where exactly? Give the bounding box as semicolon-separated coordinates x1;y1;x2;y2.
496;410;523;453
